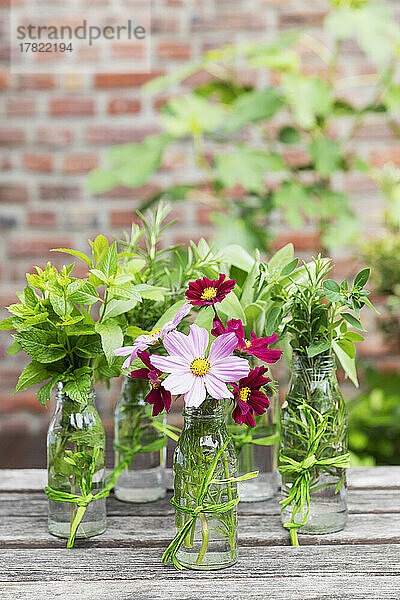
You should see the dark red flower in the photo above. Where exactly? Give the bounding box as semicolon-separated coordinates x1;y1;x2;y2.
186;273;235;307
129;350;172;416
232;367;271;428
212;317;282;364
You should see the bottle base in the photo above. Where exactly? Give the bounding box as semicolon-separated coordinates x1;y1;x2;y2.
176;550;238;571
239;473;279;502
282;507;348;535
48;519;107;540
114;486;166;503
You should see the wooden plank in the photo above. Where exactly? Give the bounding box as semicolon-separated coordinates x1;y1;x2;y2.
0;545;399;582
1;466;399;493
1;513;400;548
1;575;399;600
1;489;399;518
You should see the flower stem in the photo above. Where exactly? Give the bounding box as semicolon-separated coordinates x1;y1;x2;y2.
221;450;236;558
290;528;299;547
196;512;209;565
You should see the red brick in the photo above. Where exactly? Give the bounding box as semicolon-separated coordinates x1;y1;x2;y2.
8;236;73;258
0;127;25;146
107;97;142;115
23;154;54;173
6;98;36;117
93;71;164;88
0;68;8;90
151;16;179;33
0;391;47;414
370;147;400;167
109;209;137;227
354;123;395;140
279;11;328;28
0;184;28;203
35;127;74;148
157;42;191;60
27;211;57;228
17;74;56;90
63;153;99;174
85;126;159;145
196;205;213;226
272;231;321;252
283;149;310;169
343;174;378;195
39;185;81;201
111;43;145;60
49;97;95;116
95;183;159;199
191;14;265;32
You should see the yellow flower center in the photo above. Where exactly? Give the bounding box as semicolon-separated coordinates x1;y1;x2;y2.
244;339;251;348
201;287;217;301
190;358;211;376
151;381;161;389
239;386;252;403
148;328;161;337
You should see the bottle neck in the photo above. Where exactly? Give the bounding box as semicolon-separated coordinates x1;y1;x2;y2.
55;381;96;408
121;375;149;405
183;397;227;424
291;352;336;379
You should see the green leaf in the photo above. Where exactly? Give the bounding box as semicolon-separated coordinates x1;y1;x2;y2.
214;146;272;194
273;182;311;227
307;340;331;358
345;331;364;342
63;371;92;404
323;280;342;302
278;126;300;144
244;302;265;337
51;248;93;268
89;235;109;266
160;95;225;137
68;282;100;305
99;242;118;279
220;244;255;272
309;137;343;176
219;292;247;324
23;286;38;309
73;335;103;358
222;88;283;132
14;330;66;363
89;269;108;283
264;305;283;336
0;317;14;330
268;244;294;271
126;326;149;339
6;341;21;355
337;338;356;359
102;298;139;320
354;268;370;289
193;306;214;332
282;74;333;129
280;259;299;277
15;361;50;394
154;300;187;329
95;320;123;364
332;340;358;387
342;312;365;331
37;379;56;406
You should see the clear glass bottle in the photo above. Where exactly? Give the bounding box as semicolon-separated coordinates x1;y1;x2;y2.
173;397;238;570
280;353;348;534
47;383;106;539
229;390;279;502
114;376;167;503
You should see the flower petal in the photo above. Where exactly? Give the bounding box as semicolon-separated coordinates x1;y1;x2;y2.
150;354;190;374
163;372;195;395
210;356;250;382
188;323;209;357
204;373;233;399
184;376;207;408
163;330;196;362
114;346;136;357
209;332;238;362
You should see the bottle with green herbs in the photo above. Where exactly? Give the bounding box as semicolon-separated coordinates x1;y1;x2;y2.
47;383;106;539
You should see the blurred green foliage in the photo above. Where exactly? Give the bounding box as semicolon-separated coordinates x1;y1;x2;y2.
88;0;400;253
348;368;400;466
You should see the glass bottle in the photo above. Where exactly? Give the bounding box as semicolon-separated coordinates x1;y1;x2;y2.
280;353;348;534
173;397;238;570
47;383;106;539
114;376;167;503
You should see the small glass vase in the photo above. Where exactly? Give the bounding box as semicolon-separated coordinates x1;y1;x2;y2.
280;353;348;534
113;376;167;503
228;390;279;502
173;397;238;570
47;383;106;539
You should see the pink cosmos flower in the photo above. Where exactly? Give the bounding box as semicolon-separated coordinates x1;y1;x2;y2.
114;302;191;370
212;317;282;364
150;323;250;408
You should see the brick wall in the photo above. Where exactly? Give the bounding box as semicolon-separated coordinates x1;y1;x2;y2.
0;0;399;466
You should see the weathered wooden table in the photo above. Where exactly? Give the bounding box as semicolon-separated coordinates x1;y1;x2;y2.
0;467;399;599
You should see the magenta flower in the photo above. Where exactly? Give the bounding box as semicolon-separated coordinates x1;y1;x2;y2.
114;302;191;370
150;324;250;408
212;317;282;364
129;350;172;416
232;367;271;428
185;273;235;307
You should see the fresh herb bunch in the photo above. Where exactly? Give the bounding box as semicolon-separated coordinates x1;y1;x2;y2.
0;235;159;404
268;255;376;386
